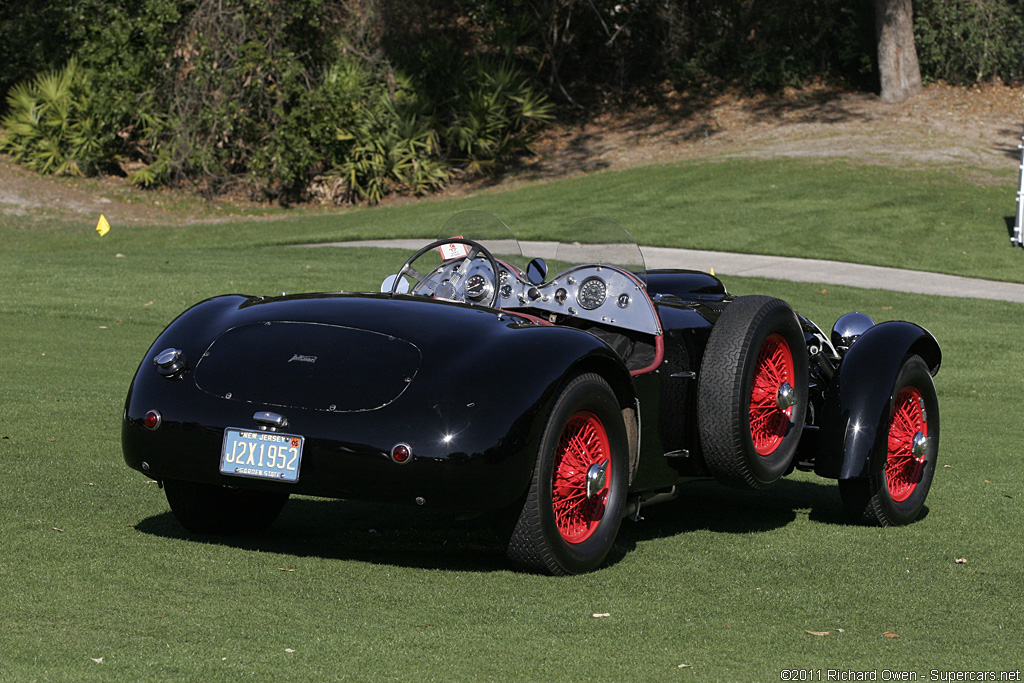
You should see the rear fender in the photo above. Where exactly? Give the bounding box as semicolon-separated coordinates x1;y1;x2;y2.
813;321;940;480
400;323;635;511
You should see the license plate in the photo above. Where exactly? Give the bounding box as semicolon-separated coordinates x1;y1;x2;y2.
220;428;304;483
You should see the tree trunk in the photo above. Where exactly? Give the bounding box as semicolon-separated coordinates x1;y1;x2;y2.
875;0;922;103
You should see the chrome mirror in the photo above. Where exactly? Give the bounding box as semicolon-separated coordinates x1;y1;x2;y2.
526;258;548;285
381;274;410;294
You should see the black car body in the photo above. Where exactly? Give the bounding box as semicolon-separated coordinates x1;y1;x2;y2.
123;212;941;574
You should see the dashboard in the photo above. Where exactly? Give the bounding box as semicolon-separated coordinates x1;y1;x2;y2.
415;258;662;336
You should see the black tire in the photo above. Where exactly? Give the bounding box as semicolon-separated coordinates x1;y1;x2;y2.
164;479;289;534
697;296;808;489
507;373;629;575
839;355;939;526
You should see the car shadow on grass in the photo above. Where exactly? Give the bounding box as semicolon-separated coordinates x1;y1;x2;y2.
134;497;516;572
607;477;929;566
629;476;849;535
134;476;919;573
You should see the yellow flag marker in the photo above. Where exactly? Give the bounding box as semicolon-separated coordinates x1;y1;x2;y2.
710;267;715;277
96;214;110;237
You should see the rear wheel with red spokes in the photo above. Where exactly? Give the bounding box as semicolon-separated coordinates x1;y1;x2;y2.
552;411;612;544
508;373;628;575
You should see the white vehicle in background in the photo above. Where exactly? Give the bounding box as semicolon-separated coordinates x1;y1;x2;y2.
1012;116;1024;248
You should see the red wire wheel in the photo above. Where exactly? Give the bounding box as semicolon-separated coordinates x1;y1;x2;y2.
838;354;940;527
507;373;628;575
551;411;610;544
885;386;928;502
749;333;795;456
697;296;807;490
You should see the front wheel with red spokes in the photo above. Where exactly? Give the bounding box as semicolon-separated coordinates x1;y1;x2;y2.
508;374;628;575
885;385;929;502
839;354;939;526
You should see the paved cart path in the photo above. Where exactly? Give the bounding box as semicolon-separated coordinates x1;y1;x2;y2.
308;239;1024;304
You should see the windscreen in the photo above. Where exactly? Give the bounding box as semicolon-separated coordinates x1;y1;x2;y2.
429;210;525;274
551;218;646;285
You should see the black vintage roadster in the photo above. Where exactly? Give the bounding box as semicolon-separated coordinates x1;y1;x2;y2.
123;212;941;575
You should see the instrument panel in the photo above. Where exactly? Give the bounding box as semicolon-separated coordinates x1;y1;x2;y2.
523;265;660;335
415;259;661;335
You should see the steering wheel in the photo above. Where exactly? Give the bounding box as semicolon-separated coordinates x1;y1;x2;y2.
391;237;501;308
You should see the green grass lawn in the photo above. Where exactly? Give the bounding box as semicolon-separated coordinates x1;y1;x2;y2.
2;157;1022;681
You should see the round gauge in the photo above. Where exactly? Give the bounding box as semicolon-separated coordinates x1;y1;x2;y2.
577;276;607;310
465;273;492;302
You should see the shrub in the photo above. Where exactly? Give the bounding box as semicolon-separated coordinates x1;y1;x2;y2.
0;58;113;176
654;0;875;92
915;0;1024;84
146;0;352;198
0;1;550;203
312;61;449;204
444;57;555;174
331;97;448;204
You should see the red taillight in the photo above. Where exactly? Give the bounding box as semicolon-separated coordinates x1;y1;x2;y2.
391;443;412;464
144;410;162;430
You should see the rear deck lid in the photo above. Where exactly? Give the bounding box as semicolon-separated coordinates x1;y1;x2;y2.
194;321;421;412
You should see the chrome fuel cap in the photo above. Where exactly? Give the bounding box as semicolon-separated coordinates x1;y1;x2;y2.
154;348;186;377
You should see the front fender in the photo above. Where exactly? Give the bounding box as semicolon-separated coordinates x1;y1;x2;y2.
814;321;940;480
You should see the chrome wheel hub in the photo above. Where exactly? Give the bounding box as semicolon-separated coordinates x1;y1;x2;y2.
585;460;608;499
776;382;796;410
912;432;930;461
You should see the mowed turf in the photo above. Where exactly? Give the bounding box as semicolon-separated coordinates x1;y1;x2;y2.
1;158;1021;681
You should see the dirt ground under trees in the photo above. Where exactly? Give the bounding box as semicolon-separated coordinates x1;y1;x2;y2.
2;83;1022;225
